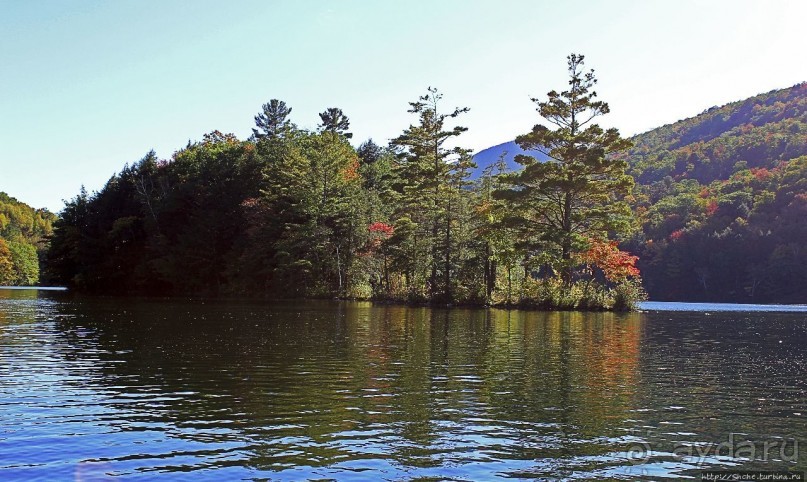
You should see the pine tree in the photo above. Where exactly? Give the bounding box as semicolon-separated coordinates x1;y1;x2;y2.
497;54;634;284
252;99;294;139
475;153;518;302
391;87;473;301
318;107;352;139
258;131;363;296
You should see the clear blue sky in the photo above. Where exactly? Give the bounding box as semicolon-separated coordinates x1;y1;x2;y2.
2;0;805;212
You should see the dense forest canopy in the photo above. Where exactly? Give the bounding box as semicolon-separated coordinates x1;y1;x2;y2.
44;55;644;310
623;83;807;302
0;192;55;285
622;83;806;185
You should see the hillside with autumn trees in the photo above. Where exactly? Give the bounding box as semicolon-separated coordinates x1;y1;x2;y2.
621;83;807;302
0;192;55;285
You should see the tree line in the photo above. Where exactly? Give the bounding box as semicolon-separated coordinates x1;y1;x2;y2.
45;55;644;310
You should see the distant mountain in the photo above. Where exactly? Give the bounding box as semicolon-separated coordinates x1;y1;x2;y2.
471;141;549;178
473;83;807;184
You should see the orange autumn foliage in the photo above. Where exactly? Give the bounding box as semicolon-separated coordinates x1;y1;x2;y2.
582;239;640;282
342;159;360;182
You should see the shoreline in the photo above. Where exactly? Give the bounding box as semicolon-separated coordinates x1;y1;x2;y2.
7;287;806;313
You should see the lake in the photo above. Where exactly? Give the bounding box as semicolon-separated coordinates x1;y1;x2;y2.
1;289;805;480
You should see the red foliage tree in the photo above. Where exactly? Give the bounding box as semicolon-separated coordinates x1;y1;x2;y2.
368;222;394;236
582;239;640;282
705;199;719;215
750;167;772;181
364;222;394;254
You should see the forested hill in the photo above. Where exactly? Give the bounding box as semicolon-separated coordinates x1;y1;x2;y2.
621;82;806;184
0;192;55;285
624;83;807;303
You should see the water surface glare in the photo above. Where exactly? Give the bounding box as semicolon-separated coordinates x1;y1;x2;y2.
1;289;806;480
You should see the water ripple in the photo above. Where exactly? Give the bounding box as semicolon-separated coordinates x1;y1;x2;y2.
0;292;805;480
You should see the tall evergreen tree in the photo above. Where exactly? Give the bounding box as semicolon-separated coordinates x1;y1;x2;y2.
357;139;383;165
391;87;473;301
474;153;519;302
318;107;352;138
497;54;634;283
253;99;293;139
254;130;363;296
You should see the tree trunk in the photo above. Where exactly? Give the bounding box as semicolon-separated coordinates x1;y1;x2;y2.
335;244;342;295
383;253;389;294
484;242;493;300
444;197;452;302
431;222;439;299
506;264;512;305
562;191;573;285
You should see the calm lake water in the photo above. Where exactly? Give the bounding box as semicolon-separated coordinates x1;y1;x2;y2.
1;289;805;481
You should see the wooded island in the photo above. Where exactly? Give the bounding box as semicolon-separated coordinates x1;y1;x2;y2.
3;55;804;308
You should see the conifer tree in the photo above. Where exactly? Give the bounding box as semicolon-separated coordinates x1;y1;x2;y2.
391;87;473;301
253;99;293;139
318;107;352;139
497;54;634;284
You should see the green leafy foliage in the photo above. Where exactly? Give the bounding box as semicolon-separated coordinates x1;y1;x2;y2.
621;83;806;185
47;135;260;295
0;239;14;284
628;156;807;302
7;241;39;285
625;83;807;303
0;192;54;285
